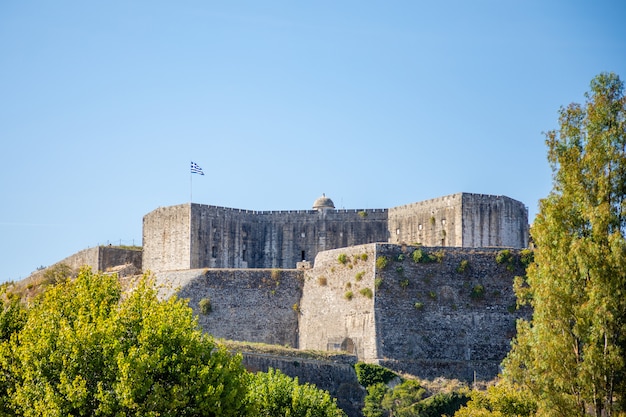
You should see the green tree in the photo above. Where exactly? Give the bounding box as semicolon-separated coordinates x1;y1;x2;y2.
4;268;251;416
247;367;346;417
503;73;626;416
453;383;537;417
0;287;27;415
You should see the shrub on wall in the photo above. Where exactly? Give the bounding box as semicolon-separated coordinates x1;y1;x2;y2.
412;249;437;263
470;284;485;300
199;297;212;315
376;256;389;270
375;278;383;289
519;248;534;267
360;253;368;261
355;271;365;281
344;291;354;301
317;276;328;286
337;253;348;265
360;288;373;299
456;259;469;273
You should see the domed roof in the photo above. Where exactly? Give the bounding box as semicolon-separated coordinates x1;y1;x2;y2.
313;194;335;210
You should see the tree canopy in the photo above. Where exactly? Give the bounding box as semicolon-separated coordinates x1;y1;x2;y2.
503;72;626;416
0;269;252;416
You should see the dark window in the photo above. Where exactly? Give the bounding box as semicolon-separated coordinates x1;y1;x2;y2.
212;246;217;258
301;250;306;261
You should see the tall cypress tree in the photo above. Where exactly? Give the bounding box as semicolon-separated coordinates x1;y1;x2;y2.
503;73;626;417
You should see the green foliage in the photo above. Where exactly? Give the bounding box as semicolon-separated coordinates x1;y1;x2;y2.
363;378;470;417
399;278;409;288
502;73;626;416
519;248;534;267
374;278;383;289
362;383;388;417
355;362;398;387
414;301;424;310
1;269;251;416
428;290;437;300
198;296;212;314
360;287;373;299
360;253;369;261
396;253;405;262
412;248;438;263
470;284;485;300
248;368;346;417
355;271;365;281
337;253;348;265
453;383;536;417
395;266;404;275
344;291;353;300
456;259;469;273
358;210;368;218
292;303;300;313
376;256;389;270
495;249;512;265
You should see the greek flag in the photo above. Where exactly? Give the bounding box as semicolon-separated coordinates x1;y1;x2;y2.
191;161;204;175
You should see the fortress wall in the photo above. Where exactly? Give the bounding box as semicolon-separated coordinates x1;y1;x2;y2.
52;247;100;271
299;244;379;361
143;204;191;272
240;352;364;417
461;194;529;248
98;246;142;272
189;205;388;270
388;193;463;247
372;244;530;381
153;268;303;347
43;246;141;274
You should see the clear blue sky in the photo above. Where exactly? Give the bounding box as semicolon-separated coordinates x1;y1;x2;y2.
1;1;625;282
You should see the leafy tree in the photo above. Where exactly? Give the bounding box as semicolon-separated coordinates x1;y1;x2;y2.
247;367;346;417
0;287;27;415
362;378;469;417
503;73;626;416
453;383;537;417
4;268;252;416
362;383;388;417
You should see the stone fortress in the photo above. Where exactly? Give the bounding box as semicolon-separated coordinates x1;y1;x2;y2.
41;192;531;416
142;192;528;272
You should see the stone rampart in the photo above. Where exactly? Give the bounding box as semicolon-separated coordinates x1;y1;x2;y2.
298;243;530;381
374;244;528;380
154;268;303;347
40;246;142;276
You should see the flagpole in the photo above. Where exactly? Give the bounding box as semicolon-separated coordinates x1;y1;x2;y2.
190;163;193;203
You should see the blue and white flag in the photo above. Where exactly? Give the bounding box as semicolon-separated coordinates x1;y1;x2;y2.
191;161;204;175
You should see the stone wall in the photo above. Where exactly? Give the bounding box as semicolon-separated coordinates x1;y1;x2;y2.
461;193;529;249
186;203;388;270
388;194;463;247
374;244;528;381
299;244;379;361
298;243;530;381
143;204;191;272
142;194;528;273
40;246;142;276
154;268;303;347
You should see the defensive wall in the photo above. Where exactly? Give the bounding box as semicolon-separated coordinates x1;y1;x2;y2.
152;243;530;382
143;193;529;273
